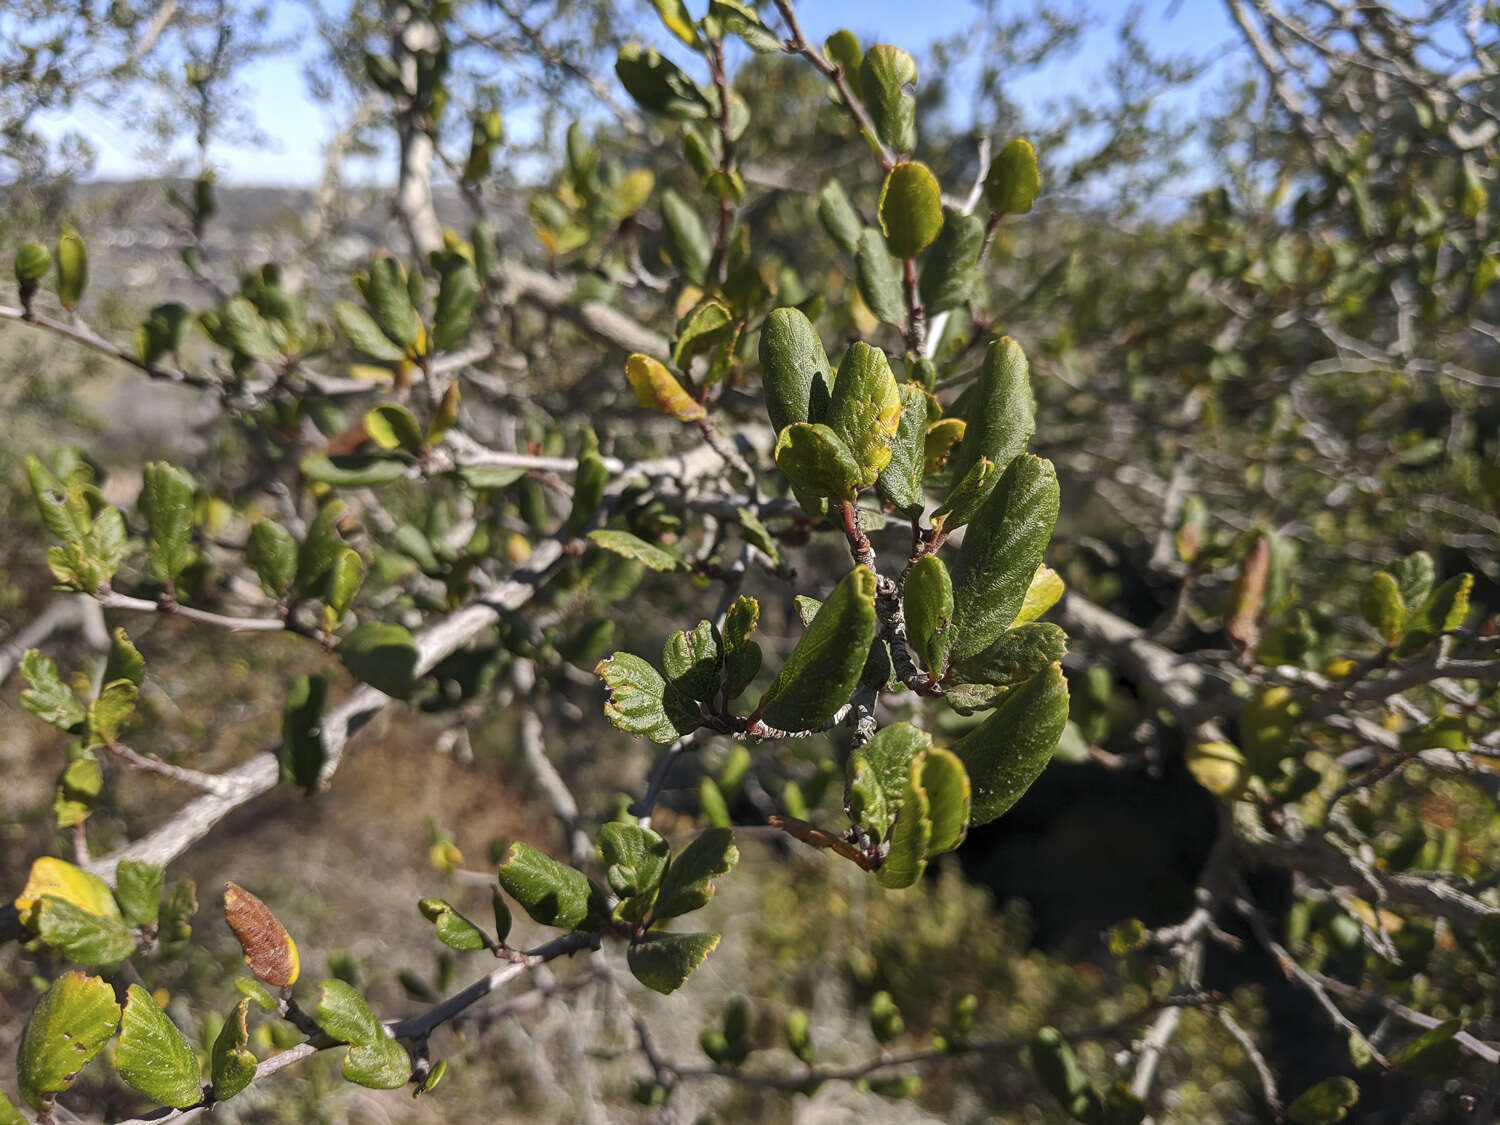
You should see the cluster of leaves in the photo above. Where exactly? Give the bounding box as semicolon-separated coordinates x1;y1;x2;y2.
1;810;737;1119
490;823;738;993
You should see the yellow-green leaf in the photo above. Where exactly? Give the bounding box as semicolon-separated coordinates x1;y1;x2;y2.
116;984;203;1108
625;353;706;421
984;138;1041;215
14;856;121;929
17;972;120;1109
878;161;944;258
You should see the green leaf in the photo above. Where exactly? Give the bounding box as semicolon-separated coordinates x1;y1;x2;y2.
656;827;739;918
17;971;120;1109
314;980;410;1089
773;423;863;507
818;180;863;257
1392;1018;1461;1073
54;749;102;829
26;454;87;543
824;29;862;78
1030;1027;1097;1120
919;747;970;854
56;224;88;310
950;622;1068;700
417;899;489;951
948;337;1034;495
1393;551;1435;608
140;462;196;584
361;256;421;353
904;555;954;678
847;756;892;840
116;984;202;1109
589;529;682;572
365;403;424;453
878;162;944;258
710;0;781;52
0;1091;26;1125
1286;1076;1360;1125
1015;565;1065;625
597;651;700;744
672;298;733;370
875;768;931;889
858;722;933;808
721;596;762;700
828;342;902;486
662;620;720;704
43;495;125;592
135;303;192;367
598;823;671;900
432;256;480;351
1359;571;1404;645
860;45;918;154
35;895;138;966
19;650;86;731
210;999;257;1101
88;679;138;747
114;860;163;928
932;457;998;532
159;879;197;943
104;627;145;688
869;990;905;1044
334;301;406;362
616;44;711;121
661;189;712;286
300;452;407;488
276;673;324;790
760;307;835;434
627;931;720;995
625;353;707;421
233;976;276;1011
1462;158;1488;219
759;566;877;732
217;297;279;361
16;239;51;284
324;547;363;618
856;228;905;327
314;978;386;1045
877;382;929;516
919;212;985;314
1398;573;1472;655
495;841;602;930
984;138;1041;215
428;380;461;444
952;663;1068;824
699;776;732;827
489;886;513;946
949;454;1059;660
338;622;420;699
565;435;608;538
246;520;297;599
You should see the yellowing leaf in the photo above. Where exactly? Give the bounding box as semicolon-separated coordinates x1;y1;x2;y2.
625;354;706;421
14;857;121;929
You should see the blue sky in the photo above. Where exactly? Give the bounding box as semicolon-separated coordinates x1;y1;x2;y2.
37;0;1239;186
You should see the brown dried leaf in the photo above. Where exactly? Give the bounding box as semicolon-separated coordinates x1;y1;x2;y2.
223;882;300;988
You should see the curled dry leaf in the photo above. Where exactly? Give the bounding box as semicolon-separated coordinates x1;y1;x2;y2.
223;882;300;988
